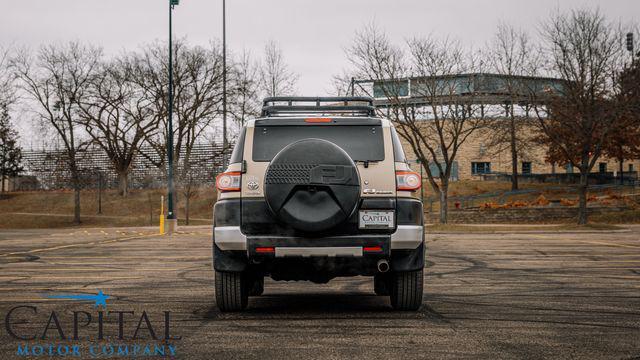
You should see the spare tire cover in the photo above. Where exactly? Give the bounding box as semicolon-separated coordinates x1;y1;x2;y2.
264;138;361;232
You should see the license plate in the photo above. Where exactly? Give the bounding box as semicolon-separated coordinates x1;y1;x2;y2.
359;211;394;229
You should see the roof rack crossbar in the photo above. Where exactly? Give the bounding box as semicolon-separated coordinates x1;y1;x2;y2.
261;105;376;117
261;96;376;117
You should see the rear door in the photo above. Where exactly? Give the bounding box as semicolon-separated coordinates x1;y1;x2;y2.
240;118;396;236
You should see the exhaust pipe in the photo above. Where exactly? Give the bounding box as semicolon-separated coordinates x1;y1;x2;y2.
377;259;390;273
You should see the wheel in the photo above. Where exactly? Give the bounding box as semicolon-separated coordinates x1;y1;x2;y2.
215;270;248;311
249;275;264;296
390;269;423;311
374;273;390;296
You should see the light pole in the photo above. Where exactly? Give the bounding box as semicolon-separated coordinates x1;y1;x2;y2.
222;0;228;151
166;0;179;233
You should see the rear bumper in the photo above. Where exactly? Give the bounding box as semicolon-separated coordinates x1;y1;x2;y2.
214;225;423;252
213;226;424;276
214;226;247;251
212;197;425;277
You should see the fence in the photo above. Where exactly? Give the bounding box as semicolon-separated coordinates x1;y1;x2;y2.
19;143;230;191
482;171;639;185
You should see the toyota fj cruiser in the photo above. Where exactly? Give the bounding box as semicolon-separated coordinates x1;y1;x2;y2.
213;97;424;311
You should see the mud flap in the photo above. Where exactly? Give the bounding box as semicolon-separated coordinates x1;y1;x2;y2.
390;242;424;272
213;244;248;272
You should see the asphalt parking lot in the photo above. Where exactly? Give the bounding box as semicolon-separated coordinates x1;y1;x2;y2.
0;226;639;359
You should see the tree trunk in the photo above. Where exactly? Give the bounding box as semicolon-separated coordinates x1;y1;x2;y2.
577;171;588;225
148;194;153;226
185;193;190;226
73;186;81;225
439;186;448;224
70;162;82;224
509;114;519;191
619;158;624;185
118;171;129;197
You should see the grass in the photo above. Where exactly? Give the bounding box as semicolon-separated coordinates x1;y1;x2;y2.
0;188;216;229
1;180;636;229
421;180;638;212
447;180;551;197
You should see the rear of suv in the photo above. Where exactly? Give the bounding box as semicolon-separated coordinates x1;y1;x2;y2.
213;97;424;311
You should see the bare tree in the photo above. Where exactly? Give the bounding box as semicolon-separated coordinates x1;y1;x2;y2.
260;40;298;97
118;41;169;170
174;42;226;175
125;41;225;170
118;40;226;220
0;45;16;109
180;144;226;225
181;171;197;226
403;37;486;224
77;59;160;196
603;56;640;184
533;8;626;224
0;45;22;192
229;50;261;128
485;22;541;190
331;71;356;96
345;24;485;223
0;104;22;192
12;42;102;223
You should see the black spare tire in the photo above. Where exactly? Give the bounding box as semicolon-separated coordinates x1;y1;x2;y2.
264;138;360;233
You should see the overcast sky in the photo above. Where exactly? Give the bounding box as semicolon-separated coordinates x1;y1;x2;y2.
1;0;638;96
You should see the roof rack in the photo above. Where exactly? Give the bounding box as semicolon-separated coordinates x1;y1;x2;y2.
261;96;376;117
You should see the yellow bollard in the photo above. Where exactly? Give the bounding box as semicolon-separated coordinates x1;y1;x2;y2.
159;195;165;235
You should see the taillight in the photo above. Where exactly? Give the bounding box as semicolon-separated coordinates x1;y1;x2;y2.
304;118;332;123
396;171;421;191
363;246;383;253
216;171;241;192
255;247;275;254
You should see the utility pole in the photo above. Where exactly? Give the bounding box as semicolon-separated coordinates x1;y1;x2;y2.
222;0;228;152
166;0;180;233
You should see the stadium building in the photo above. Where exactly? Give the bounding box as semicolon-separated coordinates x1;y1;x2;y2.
355;73;639;183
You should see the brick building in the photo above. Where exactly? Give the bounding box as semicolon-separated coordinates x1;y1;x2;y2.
426;124;640;181
354;73;639;182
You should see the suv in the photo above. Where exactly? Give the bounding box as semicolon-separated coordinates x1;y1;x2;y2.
213;97;424;311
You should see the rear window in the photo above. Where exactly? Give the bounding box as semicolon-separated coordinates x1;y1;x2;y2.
252;125;384;162
229;127;246;164
390;127;406;162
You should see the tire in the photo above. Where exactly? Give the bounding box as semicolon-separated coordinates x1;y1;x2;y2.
215;270;248;312
374;273;390;296
264;138;361;233
390;269;423;311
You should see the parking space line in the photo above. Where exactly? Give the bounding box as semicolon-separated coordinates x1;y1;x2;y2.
578;240;640;249
16;276;144;280
0;233;160;257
